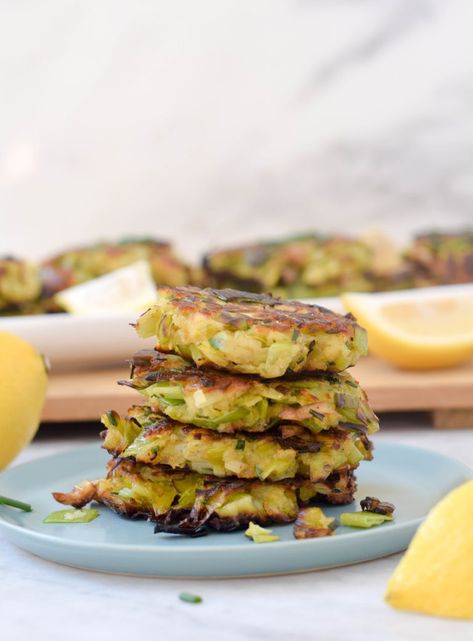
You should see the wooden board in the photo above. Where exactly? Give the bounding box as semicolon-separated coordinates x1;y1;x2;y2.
42;357;473;427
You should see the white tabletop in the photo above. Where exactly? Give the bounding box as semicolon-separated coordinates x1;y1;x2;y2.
2;420;473;641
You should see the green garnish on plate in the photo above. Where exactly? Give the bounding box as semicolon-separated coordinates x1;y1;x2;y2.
0;495;32;512
245;521;280;543
179;592;202;604
43;508;99;524
340;511;393;528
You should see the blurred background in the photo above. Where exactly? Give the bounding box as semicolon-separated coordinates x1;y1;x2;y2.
1;0;473;263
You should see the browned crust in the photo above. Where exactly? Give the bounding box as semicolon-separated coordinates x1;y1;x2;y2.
122;349;248;393
149;286;360;335
53;460;357;533
52;481;97;509
293;508;335;539
102;411;361;459
121;348;350;394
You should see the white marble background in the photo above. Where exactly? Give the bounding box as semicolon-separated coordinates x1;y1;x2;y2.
1;0;473;263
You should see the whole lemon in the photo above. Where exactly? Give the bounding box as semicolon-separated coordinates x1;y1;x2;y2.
0;331;48;470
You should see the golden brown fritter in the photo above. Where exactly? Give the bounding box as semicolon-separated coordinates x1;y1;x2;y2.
203;233;412;297
53;458;357;533
120;349;379;434
100;408;373;482
405;231;473;285
135;286;368;376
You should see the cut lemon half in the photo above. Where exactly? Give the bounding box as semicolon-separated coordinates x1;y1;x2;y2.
342;284;473;369
386;479;473;620
55;260;157;315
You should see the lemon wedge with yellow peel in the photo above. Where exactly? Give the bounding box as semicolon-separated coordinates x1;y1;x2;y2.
55;260;157;315
386;480;473;620
0;331;48;470
342;285;473;369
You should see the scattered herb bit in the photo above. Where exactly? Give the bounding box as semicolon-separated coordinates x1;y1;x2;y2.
0;495;32;512
245;521;280;543
255;465;265;480
335;393;357;409
345;380;358;389
291;329;300;342
208;335;224;350
179;592;202;604
106;410;118;426
235;439;246;451
309;409;325;421
340;511;393;529
360;496;395;516
43;508;99;524
338;421;368;434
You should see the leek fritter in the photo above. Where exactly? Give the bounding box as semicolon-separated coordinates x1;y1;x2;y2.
101;409;373;482
405;230;473;286
0;258;42;313
135;286;367;376
203;234;411;298
120;349;379;434
41;238;191;298
53;459;357;532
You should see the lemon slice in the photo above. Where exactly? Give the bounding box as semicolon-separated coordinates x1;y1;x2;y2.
342;285;473;369
386;480;473;620
55;260;157;315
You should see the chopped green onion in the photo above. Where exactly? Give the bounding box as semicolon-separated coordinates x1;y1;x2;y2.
43;508;99;524
159;397;185;406
245;521;280;543
213;407;248;426
152;385;184;399
255;465;266;480
345;380;358;389
208;334;225;350
340;511;393;529
179;592;202;604
235;439;246;451
0;495;32;512
106;410;119;426
291;329;300;342
309;409;325;421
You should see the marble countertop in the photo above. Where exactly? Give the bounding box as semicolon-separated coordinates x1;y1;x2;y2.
1;421;473;640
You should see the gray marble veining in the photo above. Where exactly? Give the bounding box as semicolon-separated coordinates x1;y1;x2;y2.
0;0;472;262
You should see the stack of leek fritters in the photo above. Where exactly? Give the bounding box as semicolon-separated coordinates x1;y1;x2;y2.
54;286;378;535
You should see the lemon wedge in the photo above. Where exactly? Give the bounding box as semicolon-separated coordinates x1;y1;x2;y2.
386;479;473;620
55;260;157;315
342;285;473;369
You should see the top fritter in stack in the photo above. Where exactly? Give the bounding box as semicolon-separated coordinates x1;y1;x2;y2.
54;286;378;535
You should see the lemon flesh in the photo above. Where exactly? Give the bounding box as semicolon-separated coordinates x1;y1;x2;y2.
342;288;473;369
55;260;157;315
0;331;48;470
386;480;473;620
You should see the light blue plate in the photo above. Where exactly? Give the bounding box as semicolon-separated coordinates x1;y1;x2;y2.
0;443;471;577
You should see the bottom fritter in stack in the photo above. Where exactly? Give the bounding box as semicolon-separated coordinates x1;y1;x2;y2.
54;347;378;536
